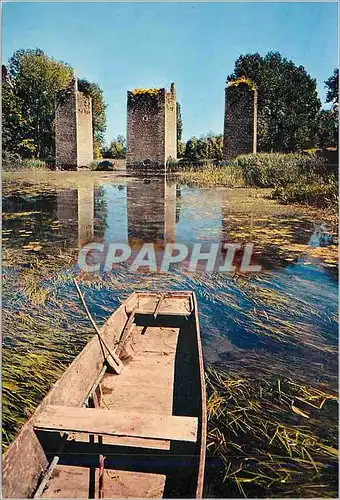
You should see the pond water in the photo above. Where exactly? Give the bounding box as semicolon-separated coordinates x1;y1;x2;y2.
2;172;338;494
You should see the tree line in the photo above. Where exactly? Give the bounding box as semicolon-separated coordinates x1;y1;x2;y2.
2;49;338;163
2;48;106;161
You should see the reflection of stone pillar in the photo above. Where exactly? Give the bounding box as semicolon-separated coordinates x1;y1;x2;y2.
127;179;176;250
57;187;94;248
223;80;257;160
164;183;176;244
78;187;94;247
57;190;78;247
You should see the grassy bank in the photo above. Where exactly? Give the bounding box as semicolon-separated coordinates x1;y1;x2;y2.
272;182;337;209
2;156;50;172
2;153;126;173
176;153;338;211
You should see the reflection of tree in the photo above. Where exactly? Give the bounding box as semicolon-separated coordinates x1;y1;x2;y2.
3;193;57;215
219;191;337;272
3;193;59;251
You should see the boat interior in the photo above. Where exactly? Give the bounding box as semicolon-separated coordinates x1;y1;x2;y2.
32;292;205;498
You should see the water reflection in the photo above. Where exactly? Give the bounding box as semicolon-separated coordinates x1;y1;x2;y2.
3;177;337;274
126;178;177;250
57;188;94;247
2;174;338;427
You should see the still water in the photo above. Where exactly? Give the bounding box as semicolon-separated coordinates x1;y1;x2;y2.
2;173;338;449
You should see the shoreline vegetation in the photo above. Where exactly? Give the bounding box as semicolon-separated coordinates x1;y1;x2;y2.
171;152;338;212
3;150;337;212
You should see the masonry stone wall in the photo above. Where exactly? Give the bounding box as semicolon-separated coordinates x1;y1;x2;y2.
77;93;93;167
55;91;78;167
223;81;257;160
165;83;177;162
55;80;93;169
126;84;177;168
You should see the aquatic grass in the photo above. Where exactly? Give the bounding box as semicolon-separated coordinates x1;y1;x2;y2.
183;271;337;354
205;365;338;498
2;173;338;498
2;267;338;497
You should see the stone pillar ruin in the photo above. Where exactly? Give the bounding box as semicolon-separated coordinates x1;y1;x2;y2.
55;78;93;169
126;83;177;168
223;79;258;161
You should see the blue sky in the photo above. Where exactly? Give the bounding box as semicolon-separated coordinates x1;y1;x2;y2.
2;2;338;144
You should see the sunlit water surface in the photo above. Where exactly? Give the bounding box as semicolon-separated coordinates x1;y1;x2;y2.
2;174;338;465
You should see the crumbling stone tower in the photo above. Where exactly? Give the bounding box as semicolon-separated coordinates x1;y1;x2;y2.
55;78;93;169
126;83;177;168
223;78;258;160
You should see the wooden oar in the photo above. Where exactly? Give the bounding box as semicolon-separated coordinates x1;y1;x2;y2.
153;293;165;319
73;279;123;374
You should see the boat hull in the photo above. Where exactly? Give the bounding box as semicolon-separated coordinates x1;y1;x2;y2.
2;291;206;498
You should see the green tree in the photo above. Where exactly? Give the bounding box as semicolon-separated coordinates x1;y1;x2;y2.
2;67;27;156
176;102;183;156
7;48;73;158
183;134;223;161
316;69;339;149
184;136;199;160
197;137;209;159
316;110;338;149
206;133;223;160
325;68;339;108
177;140;185;158
77;79;107;155
227;52;321;152
103;135;126;159
3;49;107;161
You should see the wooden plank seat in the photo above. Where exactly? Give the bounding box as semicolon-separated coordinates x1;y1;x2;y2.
34;405;198;443
126;296;192;316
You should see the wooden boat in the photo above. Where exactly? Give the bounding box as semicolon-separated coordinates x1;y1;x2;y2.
2;291;206;498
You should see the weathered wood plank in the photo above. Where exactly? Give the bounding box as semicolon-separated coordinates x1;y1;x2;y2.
2;304;128;499
153;294;164;318
126;296;191;316
100;327;179;416
41;465;166;499
64;432;171;450
34;406;198;442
